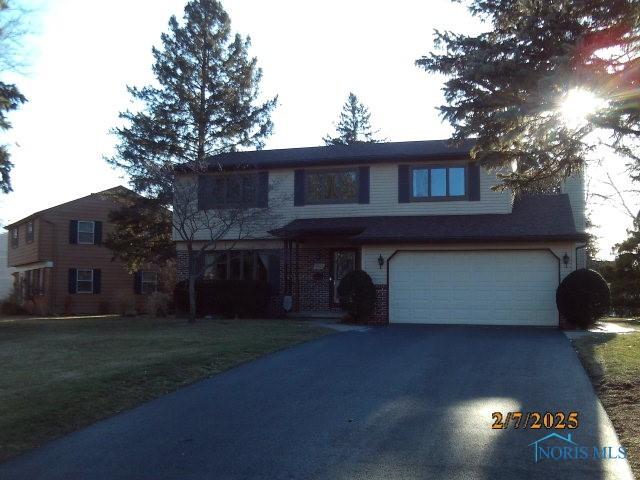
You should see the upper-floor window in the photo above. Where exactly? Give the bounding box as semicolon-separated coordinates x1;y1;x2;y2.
209;173;258;207
11;227;18;248
77;221;95;244
305;168;359;204
26;221;34;243
411;165;466;200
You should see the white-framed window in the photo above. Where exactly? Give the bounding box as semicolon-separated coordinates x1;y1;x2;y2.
11;227;18;248
76;269;94;293
141;271;158;294
77;221;95;244
26;221;34;243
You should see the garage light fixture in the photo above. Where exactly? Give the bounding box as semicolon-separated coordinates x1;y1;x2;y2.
562;253;570;267
377;254;385;269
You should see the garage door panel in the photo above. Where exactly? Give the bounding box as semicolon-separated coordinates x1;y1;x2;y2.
389;251;558;326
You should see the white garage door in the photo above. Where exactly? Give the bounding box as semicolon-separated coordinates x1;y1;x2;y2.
389;251;559;326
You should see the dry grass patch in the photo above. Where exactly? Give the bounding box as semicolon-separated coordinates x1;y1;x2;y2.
0;315;330;462
573;332;640;476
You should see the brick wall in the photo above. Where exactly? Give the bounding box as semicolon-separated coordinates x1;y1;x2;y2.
175;244;390;323
177;250;189;280
294;246;341;313
370;284;389;325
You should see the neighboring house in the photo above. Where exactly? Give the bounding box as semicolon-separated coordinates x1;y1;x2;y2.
5;187;159;315
175;140;587;326
0;232;16;300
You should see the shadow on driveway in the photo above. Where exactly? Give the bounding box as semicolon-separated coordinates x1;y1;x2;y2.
0;325;632;479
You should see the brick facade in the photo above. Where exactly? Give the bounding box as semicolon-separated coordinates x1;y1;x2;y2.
177;250;189;280
176;244;390;323
293;246;341;313
370;285;389;325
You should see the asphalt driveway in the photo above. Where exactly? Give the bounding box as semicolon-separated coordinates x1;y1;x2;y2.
0;325;632;479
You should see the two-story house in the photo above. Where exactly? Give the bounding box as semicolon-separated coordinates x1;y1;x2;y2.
175;140;587;326
6;186;160;315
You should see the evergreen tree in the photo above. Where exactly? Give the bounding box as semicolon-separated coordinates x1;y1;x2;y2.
107;0;277;321
417;0;640;193
323;92;382;145
600;213;640;312
0;0;27;193
103;190;174;273
108;0;276;203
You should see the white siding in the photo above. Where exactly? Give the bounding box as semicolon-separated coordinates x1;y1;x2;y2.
0;233;15;300
362;242;579;285
187;162;513;241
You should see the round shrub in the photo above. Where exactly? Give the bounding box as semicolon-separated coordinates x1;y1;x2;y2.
337;270;376;323
556;268;610;329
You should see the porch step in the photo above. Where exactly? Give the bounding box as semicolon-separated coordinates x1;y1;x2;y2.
289;311;344;320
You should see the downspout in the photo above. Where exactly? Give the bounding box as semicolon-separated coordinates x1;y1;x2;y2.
575;244;587;271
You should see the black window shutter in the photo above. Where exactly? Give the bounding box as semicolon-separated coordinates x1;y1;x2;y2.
69;220;78;244
294;170;305;206
197;175;213;210
257;171;269;207
93;269;102;294
267;254;280;296
398;165;410;203
68;269;77;293
358;166;370;204
94;221;103;245
134;271;142;294
468;163;481;201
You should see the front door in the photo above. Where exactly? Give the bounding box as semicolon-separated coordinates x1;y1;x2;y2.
333;250;357;303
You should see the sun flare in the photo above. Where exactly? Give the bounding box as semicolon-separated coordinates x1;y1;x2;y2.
559;88;606;128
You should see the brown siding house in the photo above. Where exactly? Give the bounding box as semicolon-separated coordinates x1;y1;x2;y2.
6;187;159;315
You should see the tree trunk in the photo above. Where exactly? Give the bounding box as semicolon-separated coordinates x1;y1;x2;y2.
188;272;197;323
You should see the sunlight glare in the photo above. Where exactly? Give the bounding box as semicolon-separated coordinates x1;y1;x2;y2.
559;88;606;129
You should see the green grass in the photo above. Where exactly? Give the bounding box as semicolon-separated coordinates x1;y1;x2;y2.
0;315;330;462
573;332;640;476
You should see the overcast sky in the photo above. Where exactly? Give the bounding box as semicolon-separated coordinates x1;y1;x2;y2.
1;0;636;258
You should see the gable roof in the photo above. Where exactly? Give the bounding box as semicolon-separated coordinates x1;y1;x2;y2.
188;139;475;171
4;186;135;229
270;194;587;243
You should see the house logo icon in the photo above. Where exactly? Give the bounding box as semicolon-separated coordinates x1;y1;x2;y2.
528;432;627;463
528;433;579;463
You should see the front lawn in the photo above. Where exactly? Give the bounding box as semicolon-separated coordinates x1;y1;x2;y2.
0;316;330;462
573;332;640;476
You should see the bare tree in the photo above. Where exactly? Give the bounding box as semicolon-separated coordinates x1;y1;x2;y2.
171;163;282;321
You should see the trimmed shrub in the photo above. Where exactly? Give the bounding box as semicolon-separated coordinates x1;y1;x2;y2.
0;296;27;315
146;292;170;317
556;268;611;329
173;279;269;318
337;270;376;323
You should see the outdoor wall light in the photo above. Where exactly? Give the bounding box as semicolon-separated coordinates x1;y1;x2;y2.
562;253;570;267
378;254;385;269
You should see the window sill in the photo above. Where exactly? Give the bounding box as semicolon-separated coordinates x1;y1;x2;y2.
409;195;468;202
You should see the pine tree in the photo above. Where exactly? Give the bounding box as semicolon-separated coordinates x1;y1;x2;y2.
108;0;276;203
323;92;382;145
103;191;174;273
601;213;640;312
417;0;640;193
107;0;277;321
0;1;27;193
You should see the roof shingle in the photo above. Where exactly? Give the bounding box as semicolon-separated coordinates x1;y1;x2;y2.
269;194;587;244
